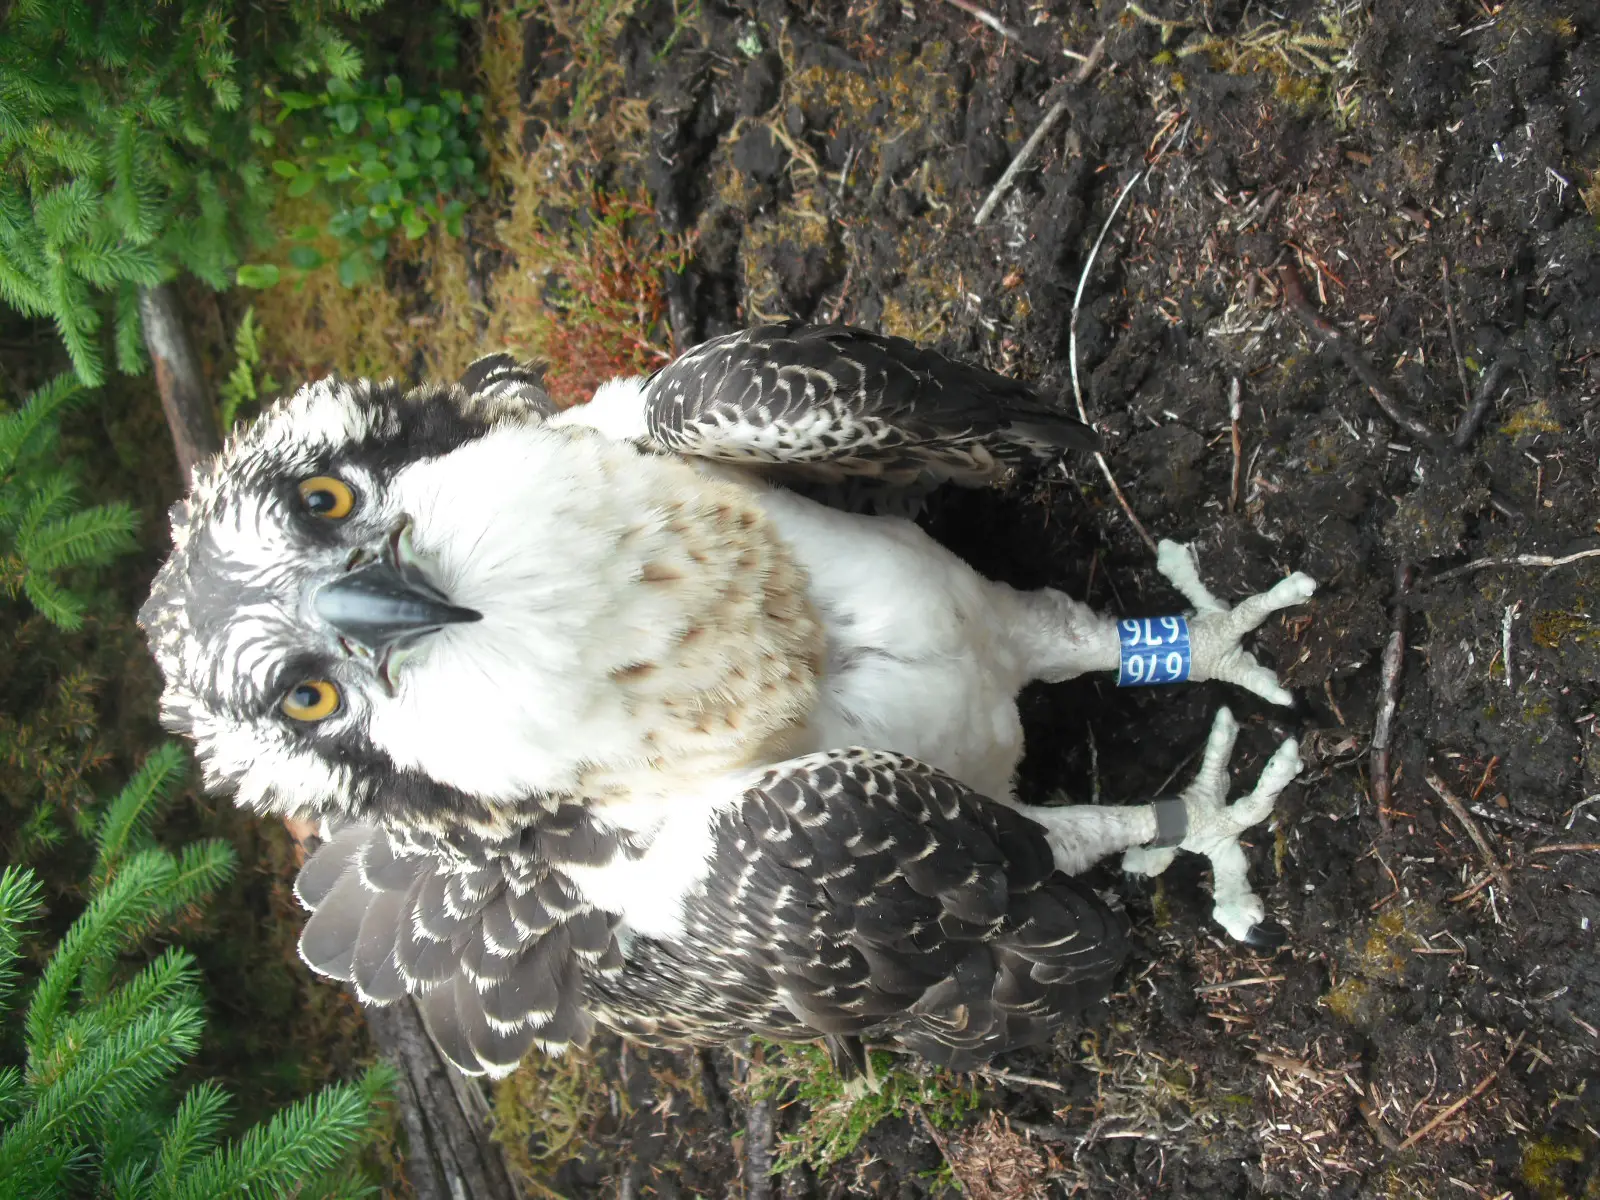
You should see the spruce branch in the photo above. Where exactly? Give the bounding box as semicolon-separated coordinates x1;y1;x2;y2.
94;742;189;886
0;867;45;1013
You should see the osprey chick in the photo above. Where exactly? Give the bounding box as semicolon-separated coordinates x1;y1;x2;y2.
142;324;1315;1076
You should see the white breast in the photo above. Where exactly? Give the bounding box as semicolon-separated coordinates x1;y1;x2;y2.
748;487;1031;801
562;775;750;942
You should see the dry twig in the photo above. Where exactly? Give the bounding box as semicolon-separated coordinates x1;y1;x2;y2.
940;0;1023;43
1279;266;1444;451
1396;1032;1526;1150
1005;1118;1075;1144
1469;803;1553;836
1070;169;1157;553
1254;1052;1323;1082
1532;842;1600;855
911;1104;980;1195
1194;975;1285;994
1450;360;1508;451
973;38;1107;226
1370;563;1411;835
1227;376;1243;512
972;1067;1067;1094
1281;263;1508;454
1423;547;1600;586
1441;257;1472;411
1426;772;1513;896
1359;1097;1403;1151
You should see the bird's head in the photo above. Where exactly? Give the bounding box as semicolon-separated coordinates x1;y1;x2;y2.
139;371;608;833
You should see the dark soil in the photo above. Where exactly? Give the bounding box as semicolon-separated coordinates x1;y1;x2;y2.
517;2;1600;1196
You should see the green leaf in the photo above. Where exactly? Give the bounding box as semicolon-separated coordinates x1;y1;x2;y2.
272;160;301;178
235;264;281;288
332;103;359;134
385;107;413;134
416;133;442;161
287;172;318;198
337;251;372;287
287;245;323;270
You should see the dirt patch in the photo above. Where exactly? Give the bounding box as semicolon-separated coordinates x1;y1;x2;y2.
481;1;1600;1195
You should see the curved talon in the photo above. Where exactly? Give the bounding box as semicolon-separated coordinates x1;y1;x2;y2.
1242;920;1289;952
1155;539;1317;707
1121;708;1303;944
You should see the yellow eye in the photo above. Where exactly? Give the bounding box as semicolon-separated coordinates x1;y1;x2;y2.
298;476;355;519
282;679;341;722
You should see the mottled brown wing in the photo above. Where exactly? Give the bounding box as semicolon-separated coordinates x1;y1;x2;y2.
642;323;1099;488
295;812;621;1077
456;353;558;424
591;749;1129;1069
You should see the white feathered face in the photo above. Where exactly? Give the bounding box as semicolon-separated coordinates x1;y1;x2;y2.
140;376;619;830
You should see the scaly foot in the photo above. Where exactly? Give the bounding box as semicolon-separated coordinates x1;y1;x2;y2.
1122;707;1302;945
1156;539;1317;707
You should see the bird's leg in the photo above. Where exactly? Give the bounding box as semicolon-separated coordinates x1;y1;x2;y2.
994;539;1316;707
1017;708;1300;945
1013;801;1159;875
1151;540;1317;707
1121;707;1301;945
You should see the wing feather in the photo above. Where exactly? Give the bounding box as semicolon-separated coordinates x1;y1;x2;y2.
293;818;622;1076
590;749;1128;1069
456;353;556;423
641;323;1099;492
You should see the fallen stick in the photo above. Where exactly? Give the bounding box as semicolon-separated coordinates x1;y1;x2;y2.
1005;1118;1076;1144
1426;772;1513;896
744;1095;775;1200
973;37;1106;226
1441;257;1472;411
138;284;222;479
940;0;1023;43
1278;266;1446;452
972;1067;1067;1093
1532;842;1600;856
1423;547;1600;586
1370;563;1411;835
1397;1032;1525;1151
1449;358;1506;452
911;1104;980;1194
1227;376;1243;513
1469;803;1553;836
1069;168;1157;554
1194;975;1285;994
1253;1052;1323;1082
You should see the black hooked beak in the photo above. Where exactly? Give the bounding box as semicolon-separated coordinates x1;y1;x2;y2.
314;532;480;657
